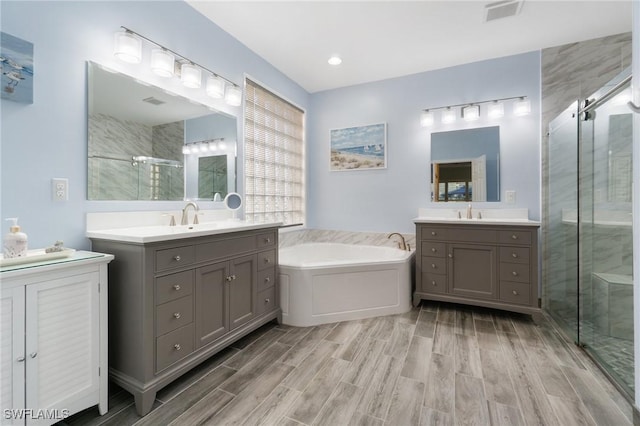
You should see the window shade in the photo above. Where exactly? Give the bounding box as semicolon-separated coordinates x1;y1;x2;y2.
244;79;305;225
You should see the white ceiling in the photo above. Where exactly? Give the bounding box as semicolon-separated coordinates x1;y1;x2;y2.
187;0;633;93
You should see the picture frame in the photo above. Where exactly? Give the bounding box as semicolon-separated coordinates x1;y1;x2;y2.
1;32;34;104
330;122;387;171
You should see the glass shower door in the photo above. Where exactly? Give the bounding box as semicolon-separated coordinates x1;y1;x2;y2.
579;79;634;396
546;101;580;342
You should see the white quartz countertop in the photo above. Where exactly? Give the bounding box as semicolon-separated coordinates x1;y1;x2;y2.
413;217;541;226
86;221;283;244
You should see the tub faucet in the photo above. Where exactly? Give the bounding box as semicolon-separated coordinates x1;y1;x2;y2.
388;232;410;251
181;201;199;225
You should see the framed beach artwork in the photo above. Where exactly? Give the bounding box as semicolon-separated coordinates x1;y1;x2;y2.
1;32;34;104
330;123;387;171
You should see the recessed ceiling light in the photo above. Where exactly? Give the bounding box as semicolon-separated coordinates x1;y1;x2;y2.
328;56;342;66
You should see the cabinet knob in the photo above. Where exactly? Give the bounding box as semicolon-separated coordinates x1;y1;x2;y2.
16;356;25;362
265;237;272;243
431;248;436;252
431;231;436;236
231;274;237;281
173;312;181;319
174;344;181;351
512;271;518;276
174;255;181;261
448;253;453;258
431;264;436;269
30;352;37;359
512;253;518;258
173;284;181;291
264;258;271;264
512;290;519;295
265;277;271;283
226;276;233;282
265;298;270;304
431;281;437;286
511;234;518;240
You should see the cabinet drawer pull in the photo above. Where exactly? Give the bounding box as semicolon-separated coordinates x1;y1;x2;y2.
431;248;437;253
448;253;453;258
431;264;437;269
264;258;271;264
431;231;437;236
30;352;37;359
265;237;272;243
173;312;181;319
512;290;519;295
226;276;233;282
231;275;237;281
174;344;181;351
431;281;437;286
16;356;25;362
511;234;518;240
265;277;271;283
173;284;181;291
512;253;518;258
265;298;270;304
512;271;518;276
174;255;181;261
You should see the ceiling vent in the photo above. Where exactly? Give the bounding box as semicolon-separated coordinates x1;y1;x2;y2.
142;96;165;106
484;0;523;22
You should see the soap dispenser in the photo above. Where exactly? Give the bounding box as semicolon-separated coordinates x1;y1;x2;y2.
4;218;28;258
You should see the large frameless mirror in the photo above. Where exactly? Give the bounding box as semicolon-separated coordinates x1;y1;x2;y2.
430;126;500;202
87;61;237;201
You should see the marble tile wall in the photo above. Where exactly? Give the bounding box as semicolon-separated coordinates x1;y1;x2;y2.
279;229;416;251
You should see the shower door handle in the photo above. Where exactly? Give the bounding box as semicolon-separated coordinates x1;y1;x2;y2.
628;101;640;114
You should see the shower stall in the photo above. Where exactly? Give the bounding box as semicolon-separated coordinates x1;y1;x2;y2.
546;68;634;397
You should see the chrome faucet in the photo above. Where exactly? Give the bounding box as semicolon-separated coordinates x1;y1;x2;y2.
388;232;410;251
181;201;199;225
466;203;473;219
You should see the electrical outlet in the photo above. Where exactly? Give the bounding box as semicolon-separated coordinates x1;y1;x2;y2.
505;190;516;203
52;178;69;201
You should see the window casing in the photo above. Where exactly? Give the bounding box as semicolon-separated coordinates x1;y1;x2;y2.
244;79;305;225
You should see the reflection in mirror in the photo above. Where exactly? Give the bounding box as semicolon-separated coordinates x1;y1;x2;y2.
87;61;237;201
430;126;500;202
198;155;228;199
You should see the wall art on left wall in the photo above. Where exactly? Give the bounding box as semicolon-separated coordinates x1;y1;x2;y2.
1;32;33;104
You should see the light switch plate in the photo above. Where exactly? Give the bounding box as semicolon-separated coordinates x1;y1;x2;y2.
52;178;69;201
505;190;516;203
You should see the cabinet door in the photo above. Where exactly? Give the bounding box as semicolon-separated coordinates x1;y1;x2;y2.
1;287;25;426
195;262;229;347
25;272;100;424
229;255;257;331
448;243;497;300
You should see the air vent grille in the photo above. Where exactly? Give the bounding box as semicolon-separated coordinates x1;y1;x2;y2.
142;96;165;106
484;0;523;22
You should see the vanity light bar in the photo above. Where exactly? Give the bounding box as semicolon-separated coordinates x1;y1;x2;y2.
421;96;530;127
114;27;242;105
182;138;227;155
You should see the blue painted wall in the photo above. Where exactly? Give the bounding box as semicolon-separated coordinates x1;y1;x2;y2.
307;52;541;233
0;1;309;249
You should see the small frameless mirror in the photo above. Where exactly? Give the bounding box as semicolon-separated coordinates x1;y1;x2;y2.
224;192;242;219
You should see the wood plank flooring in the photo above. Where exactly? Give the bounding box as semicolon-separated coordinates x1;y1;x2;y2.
59;302;634;426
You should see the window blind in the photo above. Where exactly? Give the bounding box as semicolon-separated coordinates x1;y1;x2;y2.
244;79;305;225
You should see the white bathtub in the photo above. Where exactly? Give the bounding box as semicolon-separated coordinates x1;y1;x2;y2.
278;243;414;326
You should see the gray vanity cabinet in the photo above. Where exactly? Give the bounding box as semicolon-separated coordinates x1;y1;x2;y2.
415;223;540;315
90;227;280;416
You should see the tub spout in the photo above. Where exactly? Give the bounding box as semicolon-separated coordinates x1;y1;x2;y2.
388;232;409;251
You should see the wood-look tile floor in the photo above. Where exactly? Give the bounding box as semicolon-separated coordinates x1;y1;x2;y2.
59;302;634;426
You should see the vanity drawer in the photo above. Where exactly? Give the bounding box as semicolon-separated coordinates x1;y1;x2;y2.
156;324;195;373
258;267;276;292
421;242;446;258
421;227;448;241
257;231;277;249
499;281;531;305
156;295;194;337
196;235;256;263
499;263;530;283
499;247;530;265
258;249;277;271
156;270;194;305
257;286;276;315
422;257;447;275
421;273;448;294
498;230;532;245
156;246;196;272
448;228;497;244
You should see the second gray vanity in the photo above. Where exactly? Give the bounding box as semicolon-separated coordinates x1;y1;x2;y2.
89;223;280;416
414;211;540;315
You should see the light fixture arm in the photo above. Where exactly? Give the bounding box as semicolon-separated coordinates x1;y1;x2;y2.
120;26;239;89
421;95;526;112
